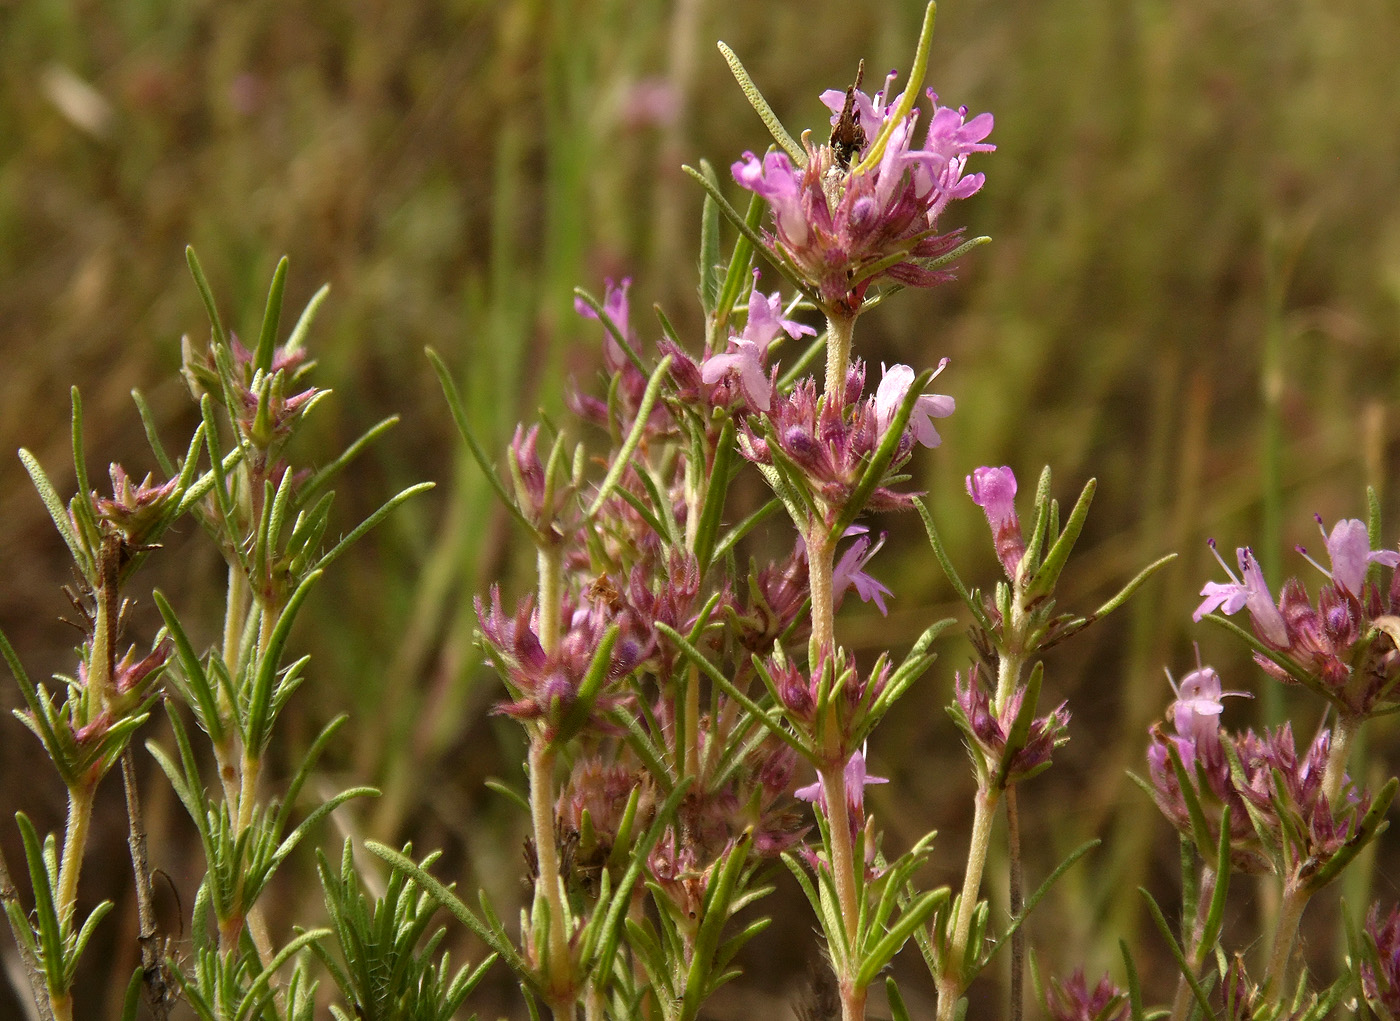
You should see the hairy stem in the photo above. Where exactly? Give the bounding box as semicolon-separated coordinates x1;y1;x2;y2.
820;761;866;1021
1170;864;1217;1021
824;311;857;405
1263;881;1309;1005
806;523;836;663
529;739;570;1003
55;783;95;928
537;541;564;657
938;784;1000;1021
1321;713;1358;807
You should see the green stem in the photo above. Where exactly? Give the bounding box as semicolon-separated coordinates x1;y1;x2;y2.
537;541;564;656
1170;865;1217;1021
1321;714;1358;807
938;784;1000;1021
806;523;836;663
55;783;95;927
529;739;571;1003
1263;881;1308;1005
824;311;857;405
819;761;866;1021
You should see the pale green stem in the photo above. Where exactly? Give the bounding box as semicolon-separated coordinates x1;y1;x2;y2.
1263;881;1309;1005
537;542;564;657
214;564;249;807
55;784;95;928
1321;714;1359;807
1170;865;1218;1021
806;523;836;663
529;739;571;1003
937;784;1000;1021
824;311;857;404
819;762;866;1021
684;663;701;781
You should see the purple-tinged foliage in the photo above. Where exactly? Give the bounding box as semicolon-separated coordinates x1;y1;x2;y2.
738;358;951;520
1147;664;1373;879
90;463;180;548
794;747;888;859
733;75;992;313
952;667;1069;786
1362;903;1400;1018
1043;969;1129;1021
476;586;639;739
698;279;815;414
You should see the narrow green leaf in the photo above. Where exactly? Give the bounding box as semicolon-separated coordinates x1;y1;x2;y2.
364;842;522;971
700;194;721;316
312;481;435;573
592;778;693;982
18;449;93;582
1139;887;1216;1018
1027;477;1096;598
1091;553;1178;620
1306;777;1397;891
657;622;810;761
852;1;936;175
913;497;995;634
253;256;289;375
682;163;818;306
299;415;399;504
427;346;539;539
856;888;949;989
983;840;1099;966
285;283;329;356
714;190;764;333
693;418;737;571
119;965;144;1021
588;355;673;517
887;977;914;1021
185;246;228;349
245;571;323;754
131;389;177;478
1120;940;1146;1021
716;42;805;165
1197;810;1232;960
15;815;64;995
551;624;620;746
711;497;781;564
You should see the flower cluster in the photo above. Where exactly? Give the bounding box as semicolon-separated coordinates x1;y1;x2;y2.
1043;969;1129;1021
1362;903;1400;1018
1195;518;1400;717
1145;663;1372;880
952;666;1069;787
738;358;952;520
734;73;993;313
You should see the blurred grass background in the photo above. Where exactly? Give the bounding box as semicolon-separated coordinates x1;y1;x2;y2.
1;0;1399;1016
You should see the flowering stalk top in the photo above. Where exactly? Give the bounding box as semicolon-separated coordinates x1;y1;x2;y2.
732;64;992;315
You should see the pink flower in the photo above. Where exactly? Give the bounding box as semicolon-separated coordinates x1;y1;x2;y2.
1194;542;1288;646
1167;662;1250;751
1312;516;1400;596
832;526;892;615
700;278;814;412
874;360;953;448
966;466;1025;578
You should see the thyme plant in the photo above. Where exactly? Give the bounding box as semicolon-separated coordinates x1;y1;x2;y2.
4;5;1400;1021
